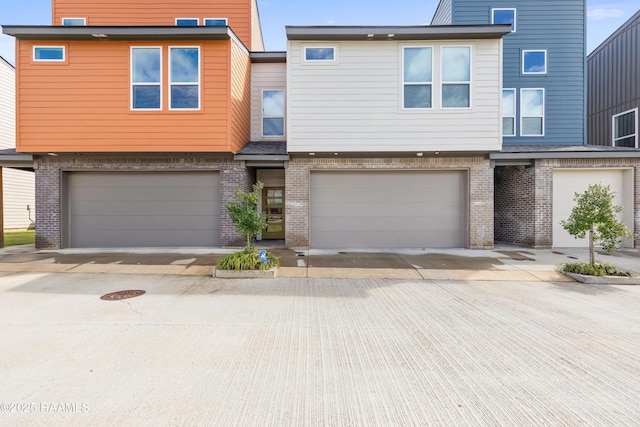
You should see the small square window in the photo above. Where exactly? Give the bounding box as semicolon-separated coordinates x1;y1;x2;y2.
304;47;335;61
33;46;65;62
204;18;228;26
492;8;516;32
523;50;547;74
175;18;199;26
62;18;86;26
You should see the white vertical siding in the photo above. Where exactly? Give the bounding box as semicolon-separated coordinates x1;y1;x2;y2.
250;63;286;141
2;169;35;229
287;40;503;153
1;57;36;230
0;58;15;150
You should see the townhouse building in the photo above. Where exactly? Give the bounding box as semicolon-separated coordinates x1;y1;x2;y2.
434;0;640;249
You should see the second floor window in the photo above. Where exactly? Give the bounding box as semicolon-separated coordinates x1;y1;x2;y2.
262;90;285;137
613;109;638;148
176;18;199;26
502;89;516;137
523;50;547;75
441;46;471;108
62;18;86;26
521;88;545;136
492;8;516;32
169;47;200;110
131;47;161;110
403;47;432;109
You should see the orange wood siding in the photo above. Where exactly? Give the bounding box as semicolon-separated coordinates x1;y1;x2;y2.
17;40;235;153
229;39;251;153
52;0;253;48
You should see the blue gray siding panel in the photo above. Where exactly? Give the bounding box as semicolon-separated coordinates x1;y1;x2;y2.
448;0;586;146
431;0;453;25
587;10;640;147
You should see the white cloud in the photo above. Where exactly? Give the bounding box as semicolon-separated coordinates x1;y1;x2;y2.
588;8;625;21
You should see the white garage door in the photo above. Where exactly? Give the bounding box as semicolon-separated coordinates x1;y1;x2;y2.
553;168;633;248
310;170;467;249
67;171;220;248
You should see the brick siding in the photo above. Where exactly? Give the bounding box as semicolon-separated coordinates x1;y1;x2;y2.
285;156;494;250
34;154;248;249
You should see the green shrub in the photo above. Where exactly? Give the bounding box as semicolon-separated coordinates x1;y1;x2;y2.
560;261;633;277
216;250;280;271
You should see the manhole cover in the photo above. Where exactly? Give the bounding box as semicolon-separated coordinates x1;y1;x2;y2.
100;290;146;301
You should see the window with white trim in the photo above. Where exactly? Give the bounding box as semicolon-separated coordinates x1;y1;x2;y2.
204;18;228;26
33;46;65;62
492;8;516;32
441;46;471;108
175;18;199;26
169;47;200;110
262;90;285;137
62;17;86;26
502;89;516;137
520;88;545;136
402;46;432;109
304;47;335;61
522;50;547;75
613;108;638;148
131;47;161;110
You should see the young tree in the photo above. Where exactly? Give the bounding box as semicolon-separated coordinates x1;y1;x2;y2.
561;183;633;264
226;182;267;253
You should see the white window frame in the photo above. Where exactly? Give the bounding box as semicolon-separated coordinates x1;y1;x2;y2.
401;45;433;110
302;46;337;63
492;8;517;32
204;18;228;26
502;88;516;137
522;50;547;75
130;46;162;111
175;18;199;26
441;45;472;110
612;108;639;148
62;17;86;26
33;46;66;62
169;46;201;111
261;89;286;138
520;88;545;137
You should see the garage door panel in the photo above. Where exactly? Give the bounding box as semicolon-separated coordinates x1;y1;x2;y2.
68;172;220;248
310;170;466;249
553;169;633;248
71;201;218;217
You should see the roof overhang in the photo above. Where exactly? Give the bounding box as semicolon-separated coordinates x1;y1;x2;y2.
286;25;512;41
2;25;233;41
491;145;640;164
0;151;34;170
250;51;286;63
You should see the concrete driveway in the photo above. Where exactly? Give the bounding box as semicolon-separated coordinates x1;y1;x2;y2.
1;272;640;426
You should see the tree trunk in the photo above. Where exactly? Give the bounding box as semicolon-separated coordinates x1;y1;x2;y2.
589;229;595;264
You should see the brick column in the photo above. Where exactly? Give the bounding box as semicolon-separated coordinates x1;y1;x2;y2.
284;161;309;250
35;159;62;249
533;163;553;248
469;160;494;249
220;162;252;247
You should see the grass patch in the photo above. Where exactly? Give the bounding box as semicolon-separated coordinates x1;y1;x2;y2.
560;261;633;277
3;230;35;247
216;250;280;271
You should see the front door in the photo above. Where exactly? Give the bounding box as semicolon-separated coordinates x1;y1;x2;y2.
262;187;285;239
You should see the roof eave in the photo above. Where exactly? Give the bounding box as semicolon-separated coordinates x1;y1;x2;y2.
285;25;512;41
1;25;232;41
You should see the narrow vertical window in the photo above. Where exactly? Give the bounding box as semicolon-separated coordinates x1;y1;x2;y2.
131;47;161;110
169;47;200;110
403;47;432;109
442;46;471;108
492;8;516;32
520;88;545;136
613;109;638;147
262;90;285;137
502;89;516;136
522;50;547;75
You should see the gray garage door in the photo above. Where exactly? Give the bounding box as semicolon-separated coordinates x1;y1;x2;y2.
66;172;220;248
310;170;467;249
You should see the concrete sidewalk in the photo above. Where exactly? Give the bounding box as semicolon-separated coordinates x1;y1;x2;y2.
2;243;640;281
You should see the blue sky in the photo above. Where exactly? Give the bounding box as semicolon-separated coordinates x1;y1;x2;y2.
0;0;637;65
